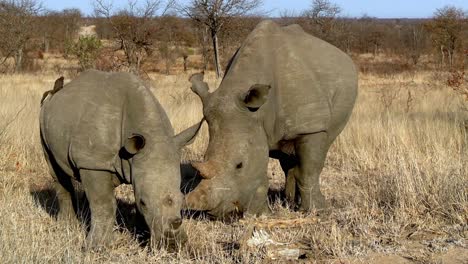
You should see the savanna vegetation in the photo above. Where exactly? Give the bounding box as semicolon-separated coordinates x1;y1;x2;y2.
0;0;467;262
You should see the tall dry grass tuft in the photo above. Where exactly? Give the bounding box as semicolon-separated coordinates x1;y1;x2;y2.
0;70;466;262
329;72;467;224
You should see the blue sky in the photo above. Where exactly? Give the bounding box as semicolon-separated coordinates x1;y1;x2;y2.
43;0;468;18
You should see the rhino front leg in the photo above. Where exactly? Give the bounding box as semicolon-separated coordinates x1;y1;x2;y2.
80;169;116;251
294;132;330;212
246;183;271;216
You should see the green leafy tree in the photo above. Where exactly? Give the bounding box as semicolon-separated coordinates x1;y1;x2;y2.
67;36;102;71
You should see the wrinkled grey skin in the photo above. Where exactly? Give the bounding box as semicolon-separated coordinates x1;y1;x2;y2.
40;70;202;250
186;20;357;217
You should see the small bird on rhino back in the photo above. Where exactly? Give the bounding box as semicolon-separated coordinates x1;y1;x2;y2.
39;70;203;251
40;76;64;106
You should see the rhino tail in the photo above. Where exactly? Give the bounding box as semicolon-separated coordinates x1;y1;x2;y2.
41;76;64;106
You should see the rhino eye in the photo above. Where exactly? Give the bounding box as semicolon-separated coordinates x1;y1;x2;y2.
140;200;147;208
236;162;243;169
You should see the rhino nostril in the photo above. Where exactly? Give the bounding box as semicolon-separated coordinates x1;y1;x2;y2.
170;217;182;229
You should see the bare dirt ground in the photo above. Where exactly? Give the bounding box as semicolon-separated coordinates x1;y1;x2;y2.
78;25;98;38
0;61;466;263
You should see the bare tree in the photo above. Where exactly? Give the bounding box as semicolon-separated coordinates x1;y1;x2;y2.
425;6;466;68
303;0;341;41
93;0;174;73
38;8;82;53
179;0;263;78
0;0;42;72
401;24;427;65
156;15;193;74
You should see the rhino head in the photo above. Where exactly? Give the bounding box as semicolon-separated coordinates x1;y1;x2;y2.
124;122;203;248
184;73;271;218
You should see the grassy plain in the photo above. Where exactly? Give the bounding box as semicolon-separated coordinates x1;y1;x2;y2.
0;58;467;262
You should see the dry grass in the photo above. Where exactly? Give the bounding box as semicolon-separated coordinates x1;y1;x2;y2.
0;68;467;263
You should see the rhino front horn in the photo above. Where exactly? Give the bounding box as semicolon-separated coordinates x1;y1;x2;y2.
184;181;213;211
192;161;216;179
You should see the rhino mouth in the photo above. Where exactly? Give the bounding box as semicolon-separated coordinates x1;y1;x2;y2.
150;229;187;250
163;229;187;242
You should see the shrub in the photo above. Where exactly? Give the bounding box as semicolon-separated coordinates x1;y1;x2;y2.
66;36;102;71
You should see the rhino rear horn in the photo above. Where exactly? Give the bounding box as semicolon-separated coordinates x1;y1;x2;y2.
189;73;210;102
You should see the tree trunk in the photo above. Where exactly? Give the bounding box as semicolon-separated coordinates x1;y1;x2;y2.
211;30;222;78
43;36;49;53
183;55;188;72
448;50;453;68
127;52;139;74
165;54;170;75
440;45;445;67
200;27;209;71
128;62;138;74
14;48;23;73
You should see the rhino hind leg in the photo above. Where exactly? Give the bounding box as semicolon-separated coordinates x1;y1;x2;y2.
294;132;331;212
80;169;116;251
285;168;297;207
273;152;298;209
54;180;76;221
41;142;77;221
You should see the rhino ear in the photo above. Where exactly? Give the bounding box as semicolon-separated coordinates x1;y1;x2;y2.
174;119;204;148
242;84;271;112
123;134;146;155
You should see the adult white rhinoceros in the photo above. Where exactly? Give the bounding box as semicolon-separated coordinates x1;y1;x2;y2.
185;20;357;217
40;70;202;250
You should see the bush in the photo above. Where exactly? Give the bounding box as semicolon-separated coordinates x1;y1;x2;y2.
66;36;102;71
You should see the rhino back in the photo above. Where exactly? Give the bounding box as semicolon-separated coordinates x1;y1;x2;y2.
40;70;174;173
220;20;357;143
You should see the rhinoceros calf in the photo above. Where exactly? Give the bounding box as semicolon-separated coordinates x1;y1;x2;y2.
186;20;357;217
40;70;202;249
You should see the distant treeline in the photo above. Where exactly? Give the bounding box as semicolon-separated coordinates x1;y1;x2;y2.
0;0;466;74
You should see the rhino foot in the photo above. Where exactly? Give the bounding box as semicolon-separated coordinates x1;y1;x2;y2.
164;230;188;252
298;190;329;212
84;230;116;252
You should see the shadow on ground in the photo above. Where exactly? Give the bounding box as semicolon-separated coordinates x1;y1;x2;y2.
29;162;301;248
30;187;151;246
29;162;211;247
